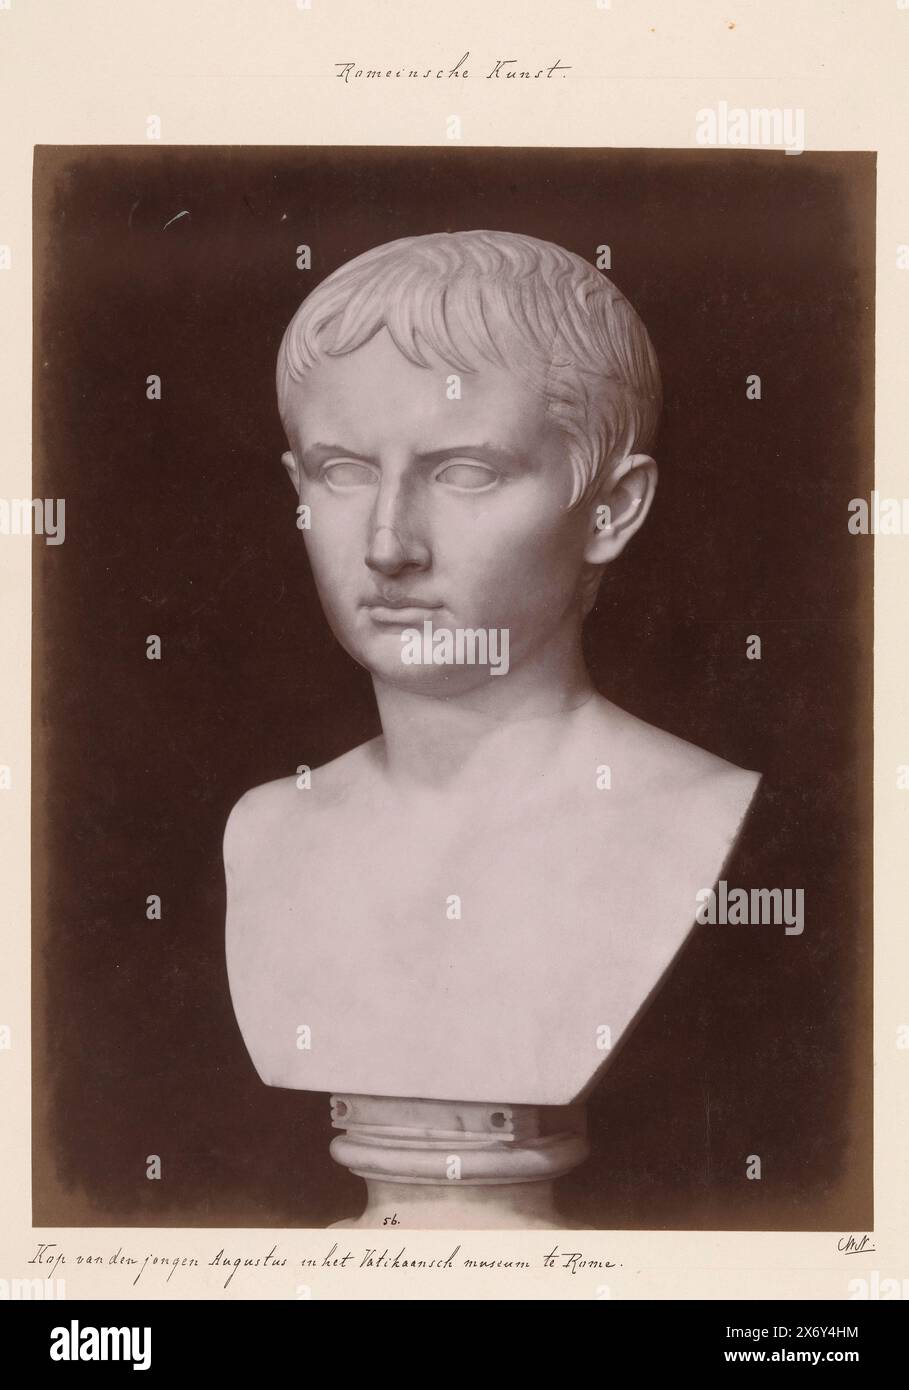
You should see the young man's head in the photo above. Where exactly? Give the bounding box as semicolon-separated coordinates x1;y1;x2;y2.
276;230;661;695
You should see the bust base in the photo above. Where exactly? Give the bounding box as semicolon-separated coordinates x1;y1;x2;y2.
328;1093;589;1229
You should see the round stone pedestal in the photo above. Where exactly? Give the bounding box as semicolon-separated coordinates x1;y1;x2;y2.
328;1093;589;1229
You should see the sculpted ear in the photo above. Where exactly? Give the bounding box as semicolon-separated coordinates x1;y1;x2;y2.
584;453;657;564
580;453;658;612
282;450;302;494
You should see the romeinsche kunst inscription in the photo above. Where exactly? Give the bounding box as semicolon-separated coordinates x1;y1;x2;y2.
223;229;760;1227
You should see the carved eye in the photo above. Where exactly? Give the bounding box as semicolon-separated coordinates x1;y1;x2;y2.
434;461;499;491
321;460;378;489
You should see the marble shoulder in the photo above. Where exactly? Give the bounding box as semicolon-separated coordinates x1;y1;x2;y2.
683;750;762;836
655;726;760;794
222;738;381;866
599;700;762;813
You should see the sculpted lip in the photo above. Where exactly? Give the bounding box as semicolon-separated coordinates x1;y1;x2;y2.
364;596;444;624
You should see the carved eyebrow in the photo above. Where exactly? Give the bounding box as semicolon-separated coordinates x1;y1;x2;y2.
416;444;524;469
300;443;376;468
300;442;525;469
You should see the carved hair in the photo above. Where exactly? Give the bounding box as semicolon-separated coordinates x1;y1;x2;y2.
277;229;661;507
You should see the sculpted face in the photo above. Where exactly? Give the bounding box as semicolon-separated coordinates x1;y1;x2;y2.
280;328;630;694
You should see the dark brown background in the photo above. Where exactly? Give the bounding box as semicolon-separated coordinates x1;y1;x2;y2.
32;146;874;1229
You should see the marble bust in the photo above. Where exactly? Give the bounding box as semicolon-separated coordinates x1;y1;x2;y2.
223;230;760;1227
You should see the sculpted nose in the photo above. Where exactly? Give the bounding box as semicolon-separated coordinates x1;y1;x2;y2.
366;525;411;575
365;485;430;576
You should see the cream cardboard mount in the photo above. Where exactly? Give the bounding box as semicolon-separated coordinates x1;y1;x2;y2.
223;230;760;1227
